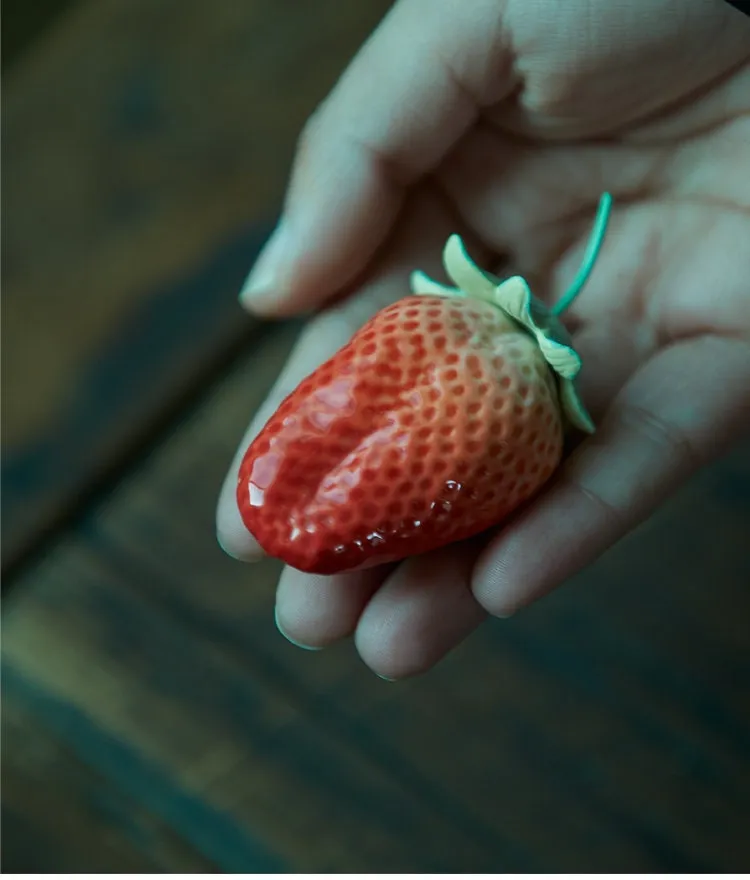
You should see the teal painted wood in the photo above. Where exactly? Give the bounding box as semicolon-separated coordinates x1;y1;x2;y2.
3;667;285;874
2;699;216;872
1;223;272;573
3;537;509;871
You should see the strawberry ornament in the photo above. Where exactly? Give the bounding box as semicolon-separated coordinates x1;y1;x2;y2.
237;194;612;574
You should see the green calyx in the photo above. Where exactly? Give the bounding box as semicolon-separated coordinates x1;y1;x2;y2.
409;193;612;435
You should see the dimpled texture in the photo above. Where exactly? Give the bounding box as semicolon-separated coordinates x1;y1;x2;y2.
237;295;563;574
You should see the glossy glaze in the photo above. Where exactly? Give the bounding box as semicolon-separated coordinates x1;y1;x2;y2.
237;295;563;574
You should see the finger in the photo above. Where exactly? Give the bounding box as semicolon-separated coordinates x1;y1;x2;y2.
471;334;750;617
275;566;389;650
239;0;513;315
355;543;487;680
217;188;485;560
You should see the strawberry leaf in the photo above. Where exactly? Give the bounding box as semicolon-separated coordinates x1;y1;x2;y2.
411;234;595;434
558;376;596;434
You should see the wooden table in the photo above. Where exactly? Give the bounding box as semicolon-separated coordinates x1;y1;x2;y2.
3;0;750;871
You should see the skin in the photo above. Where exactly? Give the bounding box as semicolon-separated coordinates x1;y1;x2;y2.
217;0;750;679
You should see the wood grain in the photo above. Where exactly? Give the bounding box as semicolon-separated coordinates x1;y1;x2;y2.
2;0;391;566
5;321;750;872
2;697;215;873
5;2;750;868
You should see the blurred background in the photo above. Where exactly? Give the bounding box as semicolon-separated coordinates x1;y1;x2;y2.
2;0;750;872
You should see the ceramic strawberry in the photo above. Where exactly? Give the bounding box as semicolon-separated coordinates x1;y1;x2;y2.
237;195;611;574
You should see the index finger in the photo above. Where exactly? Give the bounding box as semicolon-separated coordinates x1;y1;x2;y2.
239;0;513;316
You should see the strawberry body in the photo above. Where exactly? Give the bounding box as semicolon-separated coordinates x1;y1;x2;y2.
237;295;564;574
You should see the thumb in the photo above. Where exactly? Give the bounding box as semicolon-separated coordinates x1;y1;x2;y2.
240;0;515;316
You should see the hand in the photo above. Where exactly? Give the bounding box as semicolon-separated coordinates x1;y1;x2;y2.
217;0;750;679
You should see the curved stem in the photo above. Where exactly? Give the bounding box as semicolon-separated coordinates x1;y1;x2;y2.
552;192;613;316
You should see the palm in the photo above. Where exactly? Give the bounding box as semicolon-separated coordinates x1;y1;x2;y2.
428;67;750;417
220;6;750;678
282;68;748;673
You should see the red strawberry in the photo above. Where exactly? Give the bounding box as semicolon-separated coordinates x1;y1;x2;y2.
237;198;609;575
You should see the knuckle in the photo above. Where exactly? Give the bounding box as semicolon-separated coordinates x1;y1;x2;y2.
620;404;701;473
573;480;629;535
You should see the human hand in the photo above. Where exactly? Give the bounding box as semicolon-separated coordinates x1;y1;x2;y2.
217;0;750;679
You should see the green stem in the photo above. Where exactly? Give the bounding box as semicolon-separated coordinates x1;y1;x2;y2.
552;192;613;316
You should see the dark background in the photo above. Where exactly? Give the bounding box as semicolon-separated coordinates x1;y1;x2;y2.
2;0;76;70
3;0;750;871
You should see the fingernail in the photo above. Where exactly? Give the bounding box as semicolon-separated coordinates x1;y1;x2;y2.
274;607;323;652
239;222;290;310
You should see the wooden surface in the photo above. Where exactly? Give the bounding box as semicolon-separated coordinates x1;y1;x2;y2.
3;0;750;873
1;0;388;568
